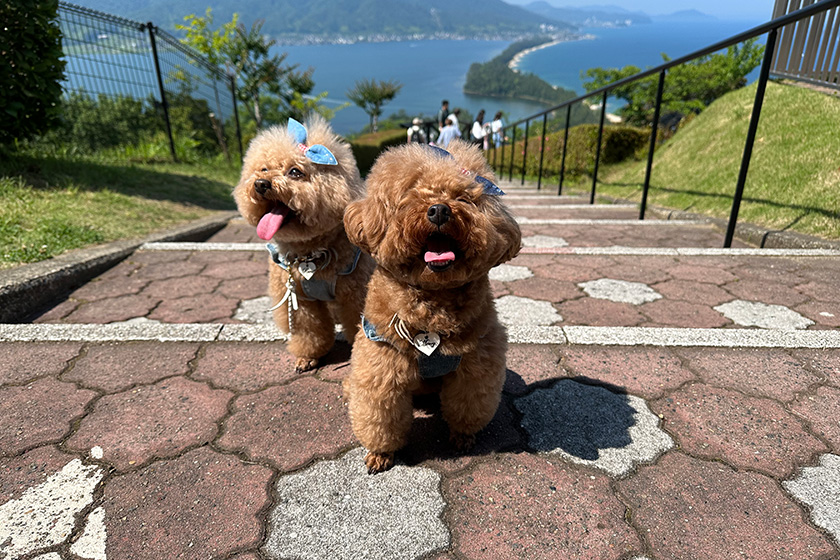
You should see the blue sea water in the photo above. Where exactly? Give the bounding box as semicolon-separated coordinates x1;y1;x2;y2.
279;17;765;135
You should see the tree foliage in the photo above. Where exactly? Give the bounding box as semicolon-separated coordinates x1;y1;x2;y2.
0;0;66;145
177;9;333;129
582;39;765;127
346;79;403;133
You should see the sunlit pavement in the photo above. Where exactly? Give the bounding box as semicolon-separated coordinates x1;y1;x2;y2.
1;182;839;559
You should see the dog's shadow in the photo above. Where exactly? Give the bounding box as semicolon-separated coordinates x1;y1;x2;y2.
399;369;637;468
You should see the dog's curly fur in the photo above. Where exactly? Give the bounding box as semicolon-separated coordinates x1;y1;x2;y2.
233;117;374;372
343;140;522;473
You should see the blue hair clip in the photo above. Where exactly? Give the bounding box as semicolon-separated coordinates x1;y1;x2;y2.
424;145;504;196
287;118;338;166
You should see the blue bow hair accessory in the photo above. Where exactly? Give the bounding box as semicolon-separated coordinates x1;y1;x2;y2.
287;118;338;166
426;145;505;196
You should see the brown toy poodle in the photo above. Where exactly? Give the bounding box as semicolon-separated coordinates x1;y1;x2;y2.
343;140;522;473
233;117;374;372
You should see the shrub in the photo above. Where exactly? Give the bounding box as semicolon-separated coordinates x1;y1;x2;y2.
349;129;406;176
0;0;66;145
501;124;649;179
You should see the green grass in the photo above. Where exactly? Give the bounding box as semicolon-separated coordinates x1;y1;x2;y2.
0;150;239;269
578;81;840;239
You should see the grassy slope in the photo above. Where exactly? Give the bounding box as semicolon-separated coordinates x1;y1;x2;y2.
0;154;239;269
580;81;840;239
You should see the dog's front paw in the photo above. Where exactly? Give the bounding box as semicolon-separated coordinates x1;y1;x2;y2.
295;357;319;373
365;451;394;474
450;432;476;452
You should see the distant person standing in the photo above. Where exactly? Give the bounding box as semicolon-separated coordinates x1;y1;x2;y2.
406;117;427;144
436;100;449;133
437;117;461;148
447;108;461;132
470;109;489;150
491;111;505;146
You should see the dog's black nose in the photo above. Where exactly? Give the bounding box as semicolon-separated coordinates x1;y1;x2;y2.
427;204;451;226
254;178;271;195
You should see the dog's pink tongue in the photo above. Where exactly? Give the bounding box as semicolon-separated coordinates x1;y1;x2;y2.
256;206;289;240
424;251;456;264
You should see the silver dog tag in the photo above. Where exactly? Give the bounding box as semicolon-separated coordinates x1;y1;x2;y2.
413;332;441;356
299;261;317;280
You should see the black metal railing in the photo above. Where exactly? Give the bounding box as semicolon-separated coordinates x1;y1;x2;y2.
492;0;840;247
58;2;242;162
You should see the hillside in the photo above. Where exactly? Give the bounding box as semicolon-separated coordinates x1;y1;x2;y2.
69;0;574;41
592;81;840;240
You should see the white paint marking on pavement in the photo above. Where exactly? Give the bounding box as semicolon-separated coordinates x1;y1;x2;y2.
4;324;840;348
0;323;223;342
783;454;840;546
495;295;562;327
715;300;815;330
489;264;534;282
509;204;637;209
90;446;104;460
522;235;569;248
0;459;104;558
140;242;265;251
579;278;662;305
70;505;107;560
516;218;709;226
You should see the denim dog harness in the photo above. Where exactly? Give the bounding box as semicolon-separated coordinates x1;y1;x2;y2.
267;243;362;331
362;315;462;379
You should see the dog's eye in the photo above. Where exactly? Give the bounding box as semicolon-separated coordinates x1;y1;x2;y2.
261;168;268;172
287;167;306;180
457;196;476;206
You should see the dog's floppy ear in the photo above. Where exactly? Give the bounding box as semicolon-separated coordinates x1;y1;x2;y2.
492;207;522;266
344;197;387;255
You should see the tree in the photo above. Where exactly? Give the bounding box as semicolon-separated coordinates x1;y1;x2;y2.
582;39;765;127
0;0;66;145
177;9;331;129
346;79;403;133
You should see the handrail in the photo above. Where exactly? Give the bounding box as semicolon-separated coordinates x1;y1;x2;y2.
492;0;840;247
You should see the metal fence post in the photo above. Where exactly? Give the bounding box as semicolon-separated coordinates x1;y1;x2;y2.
537;113;547;191
724;28;779;248
521;119;529;185
640;70;666;220
229;74;243;160
558;104;571;196
508;126;516;182
145;22;177;162
590;91;607;204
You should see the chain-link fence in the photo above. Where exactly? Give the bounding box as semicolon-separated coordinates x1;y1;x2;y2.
58;2;242;162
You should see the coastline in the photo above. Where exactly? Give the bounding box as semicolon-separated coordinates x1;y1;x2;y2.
508;34;595;73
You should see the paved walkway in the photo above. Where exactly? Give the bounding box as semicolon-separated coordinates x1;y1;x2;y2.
1;182;839;560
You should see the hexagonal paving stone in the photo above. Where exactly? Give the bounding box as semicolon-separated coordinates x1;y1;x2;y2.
63;342;199;393
66;377;232;470
264;447;448;560
508;277;581;303
0;342;83;386
654;383;827;477
557;297;646;327
0;455;104;559
674;348;822;402
559;346;695;399
714;299;815;330
0;378;96;456
641;299;730;328
790;385;840;451
783;454;840;546
618;453;836;559
103;446;272;559
522;234;569;248
495;295;562;327
515;379;673;477
503;345;562;395
233;296;274;325
217;377;353;471
192;342;298;392
579;278;662;305
140;275;220;300
64;294;162;324
445;452;643;559
488;263;534;282
149;293;239;323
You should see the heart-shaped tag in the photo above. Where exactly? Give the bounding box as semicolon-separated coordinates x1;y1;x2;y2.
413;332;441;356
299;261;317;280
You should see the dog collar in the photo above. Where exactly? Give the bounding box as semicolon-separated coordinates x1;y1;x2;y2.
267;243;362;331
361;315;462;379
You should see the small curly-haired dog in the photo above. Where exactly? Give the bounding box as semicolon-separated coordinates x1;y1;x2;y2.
233;117;374;372
343;140;521;473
